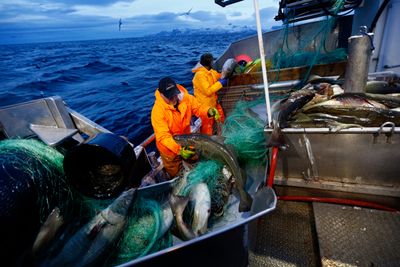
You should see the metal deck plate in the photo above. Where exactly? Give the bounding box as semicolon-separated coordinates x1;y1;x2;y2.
313;202;400;267
249;201;319;267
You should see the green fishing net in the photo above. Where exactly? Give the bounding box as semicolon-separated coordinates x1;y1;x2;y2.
77;195;112;219
237;0;348;82
221;99;267;166
179;160;229;216
108;197;172;266
272;0;347;82
0;138;74;222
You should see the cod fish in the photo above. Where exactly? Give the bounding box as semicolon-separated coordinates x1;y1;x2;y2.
40;188;136;267
352;92;400;109
271;86;316;128
302;93;388;112
32;207;64;256
169;183;211;240
221;58;237;79
169;194;196;240
174;133;253;212
189;183;211;236
158;201;174;239
365;80;400;94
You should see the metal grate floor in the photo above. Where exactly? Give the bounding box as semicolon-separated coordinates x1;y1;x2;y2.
249;201;319;267
248;200;400;267
313;202;400;267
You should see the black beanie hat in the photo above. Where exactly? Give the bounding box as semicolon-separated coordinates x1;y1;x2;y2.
200;53;214;68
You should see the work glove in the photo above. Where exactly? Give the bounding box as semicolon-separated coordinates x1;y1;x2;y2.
179;146;196;160
208;107;220;121
218;78;227;87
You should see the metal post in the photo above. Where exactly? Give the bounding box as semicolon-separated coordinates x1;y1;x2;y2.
344;29;374;92
253;0;272;126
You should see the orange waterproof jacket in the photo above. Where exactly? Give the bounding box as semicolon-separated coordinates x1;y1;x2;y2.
151;84;209;157
192;64;222;108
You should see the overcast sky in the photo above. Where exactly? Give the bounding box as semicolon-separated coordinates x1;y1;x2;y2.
0;0;282;44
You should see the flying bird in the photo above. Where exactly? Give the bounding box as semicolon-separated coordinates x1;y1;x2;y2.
179;7;193;16
119;18;122;31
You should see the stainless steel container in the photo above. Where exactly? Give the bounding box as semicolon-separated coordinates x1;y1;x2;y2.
264;125;400;197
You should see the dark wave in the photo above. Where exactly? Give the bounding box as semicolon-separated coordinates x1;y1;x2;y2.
82;60;129;74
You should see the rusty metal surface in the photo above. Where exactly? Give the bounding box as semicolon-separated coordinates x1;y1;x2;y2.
313;202;400;267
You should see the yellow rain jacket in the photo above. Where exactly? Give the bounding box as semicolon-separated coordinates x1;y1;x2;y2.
192;64;223;108
151;84;209;157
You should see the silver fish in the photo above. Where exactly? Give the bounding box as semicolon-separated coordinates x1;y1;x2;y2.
365;80;400;94
221;58;237;79
174;133;253;212
302;93;388;111
32;207;64;256
189;183;211;236
271;86;316;128
169;194;196;240
158;201;173;239
40;188;136;267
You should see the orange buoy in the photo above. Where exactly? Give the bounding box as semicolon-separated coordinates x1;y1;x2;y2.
235;54;252;66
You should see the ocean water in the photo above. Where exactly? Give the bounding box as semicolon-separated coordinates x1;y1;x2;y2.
0;32;254;144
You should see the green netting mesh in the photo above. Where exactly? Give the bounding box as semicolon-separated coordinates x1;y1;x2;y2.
77;195;112;219
108;197;172;266
221;99;267;166
238;0;348;82
0;138;74;222
179;160;229;216
272;0;347;82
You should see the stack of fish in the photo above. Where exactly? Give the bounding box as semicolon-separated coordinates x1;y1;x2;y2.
272;80;400;131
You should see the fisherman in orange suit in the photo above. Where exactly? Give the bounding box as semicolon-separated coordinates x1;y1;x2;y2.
192;53;227;135
151;77;220;178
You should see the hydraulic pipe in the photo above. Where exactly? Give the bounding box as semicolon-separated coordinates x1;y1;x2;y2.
278;196;398;212
267;147;278;187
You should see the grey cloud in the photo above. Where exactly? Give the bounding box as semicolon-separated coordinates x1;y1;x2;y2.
53;0;133;5
259;7;278;18
190;11;228;23
230;11;242;17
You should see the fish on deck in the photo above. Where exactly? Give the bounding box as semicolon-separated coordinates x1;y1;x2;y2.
173;133;253;212
39;188;136;267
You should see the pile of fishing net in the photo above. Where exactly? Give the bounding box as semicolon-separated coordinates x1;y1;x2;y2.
221;99;268;166
0;139;74;220
0;139;74;265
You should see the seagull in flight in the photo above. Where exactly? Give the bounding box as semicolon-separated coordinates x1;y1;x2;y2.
179;7;193;16
119;18;122;31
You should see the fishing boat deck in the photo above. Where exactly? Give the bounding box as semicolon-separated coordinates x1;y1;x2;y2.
249;199;400;267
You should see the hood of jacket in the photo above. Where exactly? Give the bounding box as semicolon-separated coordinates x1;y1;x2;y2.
192;62;210;74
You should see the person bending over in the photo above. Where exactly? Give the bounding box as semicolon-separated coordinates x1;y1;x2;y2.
151;76;219;178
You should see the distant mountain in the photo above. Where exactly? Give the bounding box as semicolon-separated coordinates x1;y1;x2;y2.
147;27;257;38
